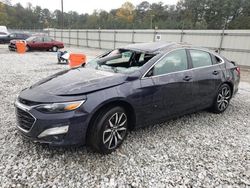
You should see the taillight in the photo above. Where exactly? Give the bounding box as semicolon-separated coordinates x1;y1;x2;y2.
236;67;240;75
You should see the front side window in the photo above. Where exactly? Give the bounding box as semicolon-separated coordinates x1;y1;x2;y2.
189;50;213;68
9;34;16;38
43;37;53;42
152;49;188;76
33;37;43;42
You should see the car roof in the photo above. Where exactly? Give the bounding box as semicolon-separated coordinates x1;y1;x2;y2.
10;32;29;35
121;42;191;54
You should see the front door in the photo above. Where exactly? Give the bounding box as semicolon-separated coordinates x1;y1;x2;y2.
30;37;43;50
138;49;194;126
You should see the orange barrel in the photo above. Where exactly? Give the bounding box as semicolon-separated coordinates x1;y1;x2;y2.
16;41;26;54
69;53;86;68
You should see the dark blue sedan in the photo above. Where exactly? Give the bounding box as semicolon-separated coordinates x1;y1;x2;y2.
15;42;240;154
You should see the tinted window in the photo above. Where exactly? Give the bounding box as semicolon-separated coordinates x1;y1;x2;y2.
153;49;188;76
26;36;36;42
190;50;213;68
16;34;23;38
9;34;16;38
43;37;52;42
33;37;43;42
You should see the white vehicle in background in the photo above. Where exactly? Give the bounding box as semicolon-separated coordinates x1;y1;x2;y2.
0;26;9;36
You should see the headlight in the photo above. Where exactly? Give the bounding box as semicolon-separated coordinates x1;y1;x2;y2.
35;100;85;113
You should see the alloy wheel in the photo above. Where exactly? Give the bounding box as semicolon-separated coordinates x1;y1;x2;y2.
102;112;127;150
217;86;231;111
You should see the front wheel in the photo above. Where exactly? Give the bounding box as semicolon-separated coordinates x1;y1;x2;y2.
87;106;128;154
26;45;30;52
211;84;232;113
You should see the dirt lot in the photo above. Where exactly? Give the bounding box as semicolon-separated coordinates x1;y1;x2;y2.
0;44;249;187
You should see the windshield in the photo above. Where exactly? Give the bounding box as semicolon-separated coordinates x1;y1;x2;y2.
26;36;37;42
86;49;155;74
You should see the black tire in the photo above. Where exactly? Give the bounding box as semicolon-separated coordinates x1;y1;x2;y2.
52;46;58;52
87;106;128;154
211;84;232;113
26;45;30;52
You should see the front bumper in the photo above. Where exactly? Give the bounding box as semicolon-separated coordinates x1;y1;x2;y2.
9;43;16;51
15;100;90;146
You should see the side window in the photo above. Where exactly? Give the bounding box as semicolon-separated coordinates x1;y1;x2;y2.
43;37;52;42
10;34;16;38
189;50;213;68
17;34;23;38
33;37;43;42
152;49;188;76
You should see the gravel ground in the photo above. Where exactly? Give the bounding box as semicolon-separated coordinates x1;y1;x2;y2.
0;44;249;187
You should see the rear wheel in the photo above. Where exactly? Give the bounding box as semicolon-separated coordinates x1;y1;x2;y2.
87;106;128;154
52;46;58;52
211;84;232;113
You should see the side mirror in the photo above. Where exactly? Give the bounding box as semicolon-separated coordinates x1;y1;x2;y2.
125;71;141;81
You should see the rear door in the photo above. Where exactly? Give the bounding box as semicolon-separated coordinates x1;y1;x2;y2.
188;49;223;109
139;49;194;125
43;36;53;50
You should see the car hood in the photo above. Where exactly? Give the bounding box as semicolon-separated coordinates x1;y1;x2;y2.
10;39;17;44
19;68;126;103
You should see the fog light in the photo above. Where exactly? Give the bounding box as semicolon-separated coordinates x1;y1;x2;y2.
38;126;69;138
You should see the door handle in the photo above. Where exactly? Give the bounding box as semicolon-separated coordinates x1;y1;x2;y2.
213;71;219;75
183;76;192;81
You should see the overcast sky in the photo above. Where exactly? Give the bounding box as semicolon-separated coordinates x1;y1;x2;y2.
11;0;179;14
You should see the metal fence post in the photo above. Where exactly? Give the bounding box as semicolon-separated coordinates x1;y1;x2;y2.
86;30;89;48
69;29;71;46
98;29;101;49
114;30;116;49
132;30;135;43
61;29;63;42
153;29;157;42
54;28;56;40
77;30;79;47
219;29;226;54
180;29;184;42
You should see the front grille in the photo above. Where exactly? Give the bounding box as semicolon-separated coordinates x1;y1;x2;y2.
16;108;35;131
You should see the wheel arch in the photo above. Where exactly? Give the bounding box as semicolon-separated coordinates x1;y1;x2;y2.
86;99;136;141
220;81;234;94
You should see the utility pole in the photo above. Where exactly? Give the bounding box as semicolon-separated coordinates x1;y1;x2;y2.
150;14;155;29
61;0;64;29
